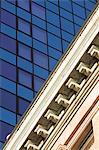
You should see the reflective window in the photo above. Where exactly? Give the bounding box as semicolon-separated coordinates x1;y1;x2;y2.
17;7;31;22
73;3;85;19
1;0;16;14
48;0;58;5
34;65;49;79
1;23;16;39
33;39;47;54
0;76;16;94
62;30;74;42
0;48;16;65
49;57;57;71
48;47;62;60
85;1;95;10
60;8;73;22
34;76;45;92
19;69;32;88
18;19;30;35
18;0;30;11
62;40;69;52
61;18;74;35
0;121;14;142
32;15;46;30
1;9;16;28
33;0;45;7
46;10;60;27
74;15;84;26
17;31;32;47
32;25;47;44
18;57;33;73
6;0;16;4
46;1;59;14
0;33;16;54
59;0;72;12
48;33;62;51
33;50;48;69
47;23;61;37
32;2;45;20
0;142;3;149
72;0;84;7
18;84;33;101
18;98;30;115
74;24;80;33
18;43;31;61
0;60;16;82
0;107;16;126
0;89;16;112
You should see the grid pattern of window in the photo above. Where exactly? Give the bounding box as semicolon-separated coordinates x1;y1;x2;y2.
0;0;96;147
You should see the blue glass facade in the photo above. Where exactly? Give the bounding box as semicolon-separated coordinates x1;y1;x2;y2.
0;0;96;148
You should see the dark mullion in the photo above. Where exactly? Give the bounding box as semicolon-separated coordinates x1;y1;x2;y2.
16;0;19;123
44;0;50;74
71;1;76;35
30;0;34;94
58;0;63;54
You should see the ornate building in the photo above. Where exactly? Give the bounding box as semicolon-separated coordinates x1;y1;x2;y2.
2;3;99;150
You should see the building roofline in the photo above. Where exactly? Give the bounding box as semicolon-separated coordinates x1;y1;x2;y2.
3;3;99;150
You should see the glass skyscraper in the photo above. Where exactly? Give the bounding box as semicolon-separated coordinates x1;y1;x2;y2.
0;0;96;149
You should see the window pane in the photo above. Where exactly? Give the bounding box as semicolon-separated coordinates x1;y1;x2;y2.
17;31;32;47
49;57;57;71
18;57;33;73
1;23;16;39
0;121;14;142
34;65;49;79
32;2;45;20
60;8;73;22
17;7;31;22
0;107;16;126
33;50;48;69
47;23;61;37
18;84;33;101
32;25;47;44
1;0;16;14
18;19;30;35
59;0;72;12
18;0;30;11
0;89;16;112
61;18;74;34
0;33;16;54
19;69;32;88
62;40;69;52
18;43;31;61
74;15;84;26
46;1;59;14
48;33;62;51
0;76;16;94
46;10;60;27
34;76;45;92
1;9;16;28
62;30;74;42
85;1;95;11
0;60;16;82
18;98;30;115
0;48;16;65
33;39;47;54
73;3;85;19
48;47;62;60
32;15;46;30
